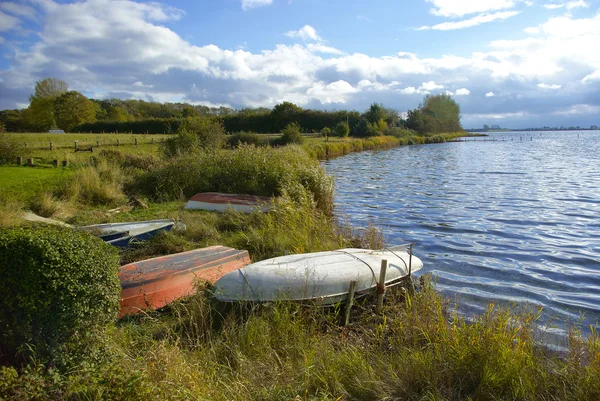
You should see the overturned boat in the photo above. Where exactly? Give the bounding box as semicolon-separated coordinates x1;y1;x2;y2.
185;192;273;213
213;245;423;305
79;219;175;248
119;245;251;317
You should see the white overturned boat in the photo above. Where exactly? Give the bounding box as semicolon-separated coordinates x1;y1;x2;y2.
185;192;273;213
213;246;423;305
79;219;175;248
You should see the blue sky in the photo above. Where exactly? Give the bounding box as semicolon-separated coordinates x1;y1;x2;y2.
0;0;599;128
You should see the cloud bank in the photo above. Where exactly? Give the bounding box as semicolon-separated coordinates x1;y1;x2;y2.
0;0;599;128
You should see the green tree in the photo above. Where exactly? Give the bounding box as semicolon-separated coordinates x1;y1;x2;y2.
352;118;379;137
54;91;97;132
364;103;386;124
334;121;350;137
420;94;462;133
280;122;304;144
24;78;70;131
163;117;225;157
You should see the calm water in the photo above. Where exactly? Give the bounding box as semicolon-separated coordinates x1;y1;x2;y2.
324;131;600;341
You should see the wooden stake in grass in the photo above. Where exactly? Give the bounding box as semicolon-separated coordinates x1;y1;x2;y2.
376;259;388;313
344;280;357;326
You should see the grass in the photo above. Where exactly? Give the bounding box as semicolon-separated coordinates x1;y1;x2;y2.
0;166;74;203
3;130;599;399
1;279;599;400
7;132;173;150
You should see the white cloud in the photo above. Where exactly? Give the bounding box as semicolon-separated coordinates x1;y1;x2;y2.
0;10;21;31
543;0;589;9
419;81;445;91
538;83;562;89
554;104;600;115
582;70;600;83
357;15;372;22
485;91;495;97
524;27;540;34
307;43;343;55
285;25;321;42
0;2;38;20
455;88;471;95
418;11;519;30
1;0;600;127
425;0;517;17
133;81;153;88
241;0;273;10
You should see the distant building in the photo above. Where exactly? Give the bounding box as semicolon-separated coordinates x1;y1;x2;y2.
49;129;65;134
491;125;501;129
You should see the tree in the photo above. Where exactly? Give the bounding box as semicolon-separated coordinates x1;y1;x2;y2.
24;78;69;131
54;91;97;132
364;103;386;124
352;118;379;137
420;94;462;133
334;121;350;137
279;122;304;144
33;78;69;99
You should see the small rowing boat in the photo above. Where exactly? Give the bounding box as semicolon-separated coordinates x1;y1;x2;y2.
79;219;175;248
213;245;423;305
119;245;251;317
184;192;273;213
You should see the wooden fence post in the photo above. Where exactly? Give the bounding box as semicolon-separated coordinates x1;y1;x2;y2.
344;280;358;326
17;156;23;165
376;259;388;313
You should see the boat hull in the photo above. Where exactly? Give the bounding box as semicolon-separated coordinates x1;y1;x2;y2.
80;219;175;248
213;248;423;305
185;192;272;213
119;246;251;317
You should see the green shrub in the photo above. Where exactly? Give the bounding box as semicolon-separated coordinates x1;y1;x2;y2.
334;121;350;138
226;131;266;148
162;117;225;157
279;122;304;145
133;145;334;213
0;133;25;165
0;225;121;367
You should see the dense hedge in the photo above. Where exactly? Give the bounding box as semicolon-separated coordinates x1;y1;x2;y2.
0;225;121;367
73;110;363;135
74;118;185;134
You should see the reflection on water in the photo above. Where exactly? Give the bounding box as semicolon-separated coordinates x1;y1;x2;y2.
324;131;600;342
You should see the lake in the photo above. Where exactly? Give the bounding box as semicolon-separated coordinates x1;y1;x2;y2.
324;131;600;343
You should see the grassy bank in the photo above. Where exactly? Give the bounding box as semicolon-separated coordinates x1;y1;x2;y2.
1;279;599;400
3;131;599;400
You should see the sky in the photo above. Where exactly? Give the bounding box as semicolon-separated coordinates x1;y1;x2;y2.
0;0;599;128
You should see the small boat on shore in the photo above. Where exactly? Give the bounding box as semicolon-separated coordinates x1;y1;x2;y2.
119;245;251;317
185;192;273;213
79;219;175;248
213;245;423;305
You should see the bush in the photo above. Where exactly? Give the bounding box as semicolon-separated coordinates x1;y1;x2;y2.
334;121;350;138
162;117;225;157
278;122;304;145
134;145;334;213
0;225;121;367
0;133;25;165
226;131;266;148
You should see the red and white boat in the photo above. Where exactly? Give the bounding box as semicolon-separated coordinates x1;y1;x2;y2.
184;192;273;213
119;246;251;317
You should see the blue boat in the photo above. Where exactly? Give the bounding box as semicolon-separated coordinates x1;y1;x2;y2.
80;219;175;248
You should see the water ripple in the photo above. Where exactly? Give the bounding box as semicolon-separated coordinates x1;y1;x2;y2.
324;131;600;338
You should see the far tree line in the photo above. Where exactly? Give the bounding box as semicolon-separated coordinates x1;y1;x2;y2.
0;78;463;136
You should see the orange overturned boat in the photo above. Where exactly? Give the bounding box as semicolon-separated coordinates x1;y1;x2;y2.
119;246;251;317
184;192;273;213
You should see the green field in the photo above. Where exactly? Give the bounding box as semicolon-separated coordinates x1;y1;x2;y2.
9;132;174;150
0;166;73;202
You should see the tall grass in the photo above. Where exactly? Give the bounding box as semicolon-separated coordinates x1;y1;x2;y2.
2;278;599;400
134;145;334;214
